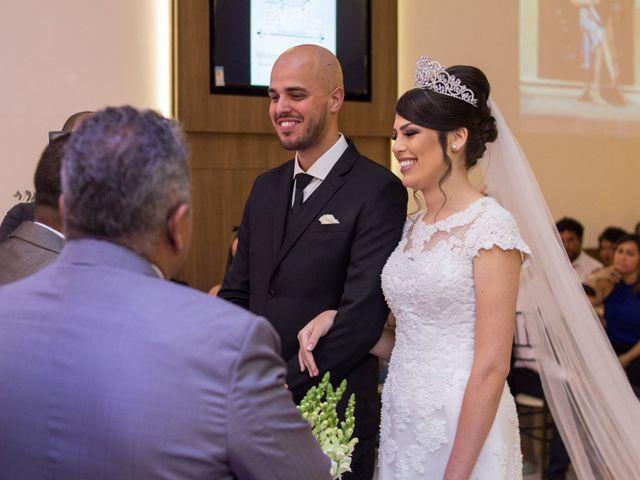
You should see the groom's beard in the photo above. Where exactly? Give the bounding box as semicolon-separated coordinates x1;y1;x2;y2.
277;105;328;152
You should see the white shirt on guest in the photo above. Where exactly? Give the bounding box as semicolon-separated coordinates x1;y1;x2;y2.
572;250;603;283
291;134;348;206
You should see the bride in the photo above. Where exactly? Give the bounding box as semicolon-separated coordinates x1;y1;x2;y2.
297;57;528;479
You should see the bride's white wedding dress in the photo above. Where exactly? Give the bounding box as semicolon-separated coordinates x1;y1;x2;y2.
379;196;529;480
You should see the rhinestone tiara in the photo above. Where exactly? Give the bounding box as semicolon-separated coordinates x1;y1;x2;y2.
414;56;478;107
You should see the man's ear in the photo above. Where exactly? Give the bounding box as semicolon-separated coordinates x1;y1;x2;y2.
329;87;345;113
167;203;191;253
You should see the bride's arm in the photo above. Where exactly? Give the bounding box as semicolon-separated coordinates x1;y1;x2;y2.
443;246;521;480
298;311;395;376
369;313;396;360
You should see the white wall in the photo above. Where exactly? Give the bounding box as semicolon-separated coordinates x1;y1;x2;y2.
398;0;640;246
0;0;170;216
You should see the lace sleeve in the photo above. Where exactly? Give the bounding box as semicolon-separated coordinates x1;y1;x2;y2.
465;201;531;260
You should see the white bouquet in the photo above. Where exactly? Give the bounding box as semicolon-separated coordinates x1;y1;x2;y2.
298;373;358;480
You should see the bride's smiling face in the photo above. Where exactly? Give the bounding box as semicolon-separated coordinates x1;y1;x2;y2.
392;114;448;192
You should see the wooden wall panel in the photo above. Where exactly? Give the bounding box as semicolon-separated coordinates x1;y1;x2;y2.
175;0;398;291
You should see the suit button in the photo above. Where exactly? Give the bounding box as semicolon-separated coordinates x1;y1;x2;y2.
267;289;276;299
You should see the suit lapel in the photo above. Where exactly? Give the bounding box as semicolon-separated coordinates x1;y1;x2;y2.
271;161;295;262
271;144;359;275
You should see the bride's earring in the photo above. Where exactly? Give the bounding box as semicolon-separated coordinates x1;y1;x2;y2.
451;143;458;152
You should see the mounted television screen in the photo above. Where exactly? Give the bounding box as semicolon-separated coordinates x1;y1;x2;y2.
210;0;371;101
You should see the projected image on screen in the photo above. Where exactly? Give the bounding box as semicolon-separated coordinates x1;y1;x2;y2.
210;0;370;100
250;0;336;86
520;0;640;135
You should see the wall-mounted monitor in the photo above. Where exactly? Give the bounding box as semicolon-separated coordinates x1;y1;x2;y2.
210;0;371;101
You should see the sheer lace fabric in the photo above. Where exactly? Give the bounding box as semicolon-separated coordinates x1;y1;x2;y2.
379;197;529;479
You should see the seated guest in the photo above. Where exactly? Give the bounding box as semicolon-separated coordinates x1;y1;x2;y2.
593;234;640;389
597;226;627;266
0;106;330;480
0;111;93;243
556;216;602;282
0;135;67;284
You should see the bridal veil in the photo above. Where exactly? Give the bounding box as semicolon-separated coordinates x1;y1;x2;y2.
481;100;640;479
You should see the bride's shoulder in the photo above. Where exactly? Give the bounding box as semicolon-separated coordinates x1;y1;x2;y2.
467;197;530;255
475;197;516;224
467;197;523;240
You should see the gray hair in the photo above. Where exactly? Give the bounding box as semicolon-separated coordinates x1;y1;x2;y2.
62;106;191;256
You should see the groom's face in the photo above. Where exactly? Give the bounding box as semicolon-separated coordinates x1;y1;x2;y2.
268;54;331;152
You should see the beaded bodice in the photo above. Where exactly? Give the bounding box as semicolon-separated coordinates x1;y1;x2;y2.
378;197;529;479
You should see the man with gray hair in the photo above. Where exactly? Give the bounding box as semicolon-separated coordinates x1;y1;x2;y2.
0;106;330;479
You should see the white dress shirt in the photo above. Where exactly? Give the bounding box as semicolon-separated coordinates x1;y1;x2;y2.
572;250;603;283
291;134;348;206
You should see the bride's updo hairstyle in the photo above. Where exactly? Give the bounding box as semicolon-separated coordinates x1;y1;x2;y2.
396;64;498;185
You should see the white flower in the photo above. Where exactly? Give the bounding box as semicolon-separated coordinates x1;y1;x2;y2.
298;373;358;480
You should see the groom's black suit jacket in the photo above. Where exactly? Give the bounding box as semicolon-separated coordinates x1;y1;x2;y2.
219;141;407;443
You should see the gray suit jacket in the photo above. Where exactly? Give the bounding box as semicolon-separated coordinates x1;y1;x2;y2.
0;239;330;480
0;220;63;285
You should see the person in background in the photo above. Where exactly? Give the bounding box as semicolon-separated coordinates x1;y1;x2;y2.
597;226;627;266
556;216;602;282
592;234;640;390
0;135;68;284
0;111;93;243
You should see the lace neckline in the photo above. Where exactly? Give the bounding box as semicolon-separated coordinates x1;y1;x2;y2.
415;196;488;232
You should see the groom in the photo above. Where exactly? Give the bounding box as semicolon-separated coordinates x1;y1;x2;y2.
219;45;407;478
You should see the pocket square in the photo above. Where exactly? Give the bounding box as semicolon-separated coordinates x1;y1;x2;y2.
319;214;340;225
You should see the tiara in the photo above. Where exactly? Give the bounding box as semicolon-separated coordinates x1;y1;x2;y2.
414;56;478;107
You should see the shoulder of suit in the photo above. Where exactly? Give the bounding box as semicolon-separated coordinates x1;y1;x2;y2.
255;159;294;183
352;154;403;184
85;275;272;349
151;280;266;329
8;202;36;219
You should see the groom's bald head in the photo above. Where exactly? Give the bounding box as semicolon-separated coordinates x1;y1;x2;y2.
268;45;345;157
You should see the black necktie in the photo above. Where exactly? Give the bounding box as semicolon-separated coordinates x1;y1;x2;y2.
291;173;313;216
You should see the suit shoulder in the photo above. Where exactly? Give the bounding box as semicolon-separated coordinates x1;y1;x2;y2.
349;155;406;203
155;281;258;323
353;155;403;185
253;160;294;185
8;202;36;219
87;276;276;352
